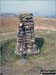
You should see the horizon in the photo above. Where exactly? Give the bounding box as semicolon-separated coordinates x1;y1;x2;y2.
1;0;56;17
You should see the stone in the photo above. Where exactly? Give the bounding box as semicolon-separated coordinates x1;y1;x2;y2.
15;13;39;56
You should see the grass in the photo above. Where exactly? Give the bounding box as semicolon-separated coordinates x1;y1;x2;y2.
35;30;55;40
1;39;20;65
0;30;56;74
0;32;17;41
36;66;41;70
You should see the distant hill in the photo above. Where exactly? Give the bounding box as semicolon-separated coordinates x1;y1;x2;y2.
0;13;18;17
0;13;56;18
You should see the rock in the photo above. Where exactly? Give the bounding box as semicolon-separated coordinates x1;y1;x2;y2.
15;13;39;56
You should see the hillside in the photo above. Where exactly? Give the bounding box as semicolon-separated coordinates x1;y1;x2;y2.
1;30;56;74
0;17;56;75
34;17;56;31
0;17;56;33
0;17;18;32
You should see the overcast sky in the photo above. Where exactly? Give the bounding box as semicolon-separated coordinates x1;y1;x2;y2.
1;0;55;17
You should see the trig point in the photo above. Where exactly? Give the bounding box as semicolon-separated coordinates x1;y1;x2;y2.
15;13;39;56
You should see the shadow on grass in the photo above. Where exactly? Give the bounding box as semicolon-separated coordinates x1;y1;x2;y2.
35;37;44;50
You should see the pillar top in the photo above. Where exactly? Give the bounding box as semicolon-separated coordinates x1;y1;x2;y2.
19;13;33;18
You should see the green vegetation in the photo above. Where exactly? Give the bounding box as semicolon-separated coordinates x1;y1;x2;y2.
0;30;56;73
1;39;20;65
35;30;55;40
36;66;41;70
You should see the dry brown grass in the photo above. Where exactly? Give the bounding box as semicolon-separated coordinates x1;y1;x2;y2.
0;17;18;32
0;17;56;33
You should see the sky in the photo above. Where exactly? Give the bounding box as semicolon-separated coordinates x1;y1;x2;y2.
0;0;55;17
